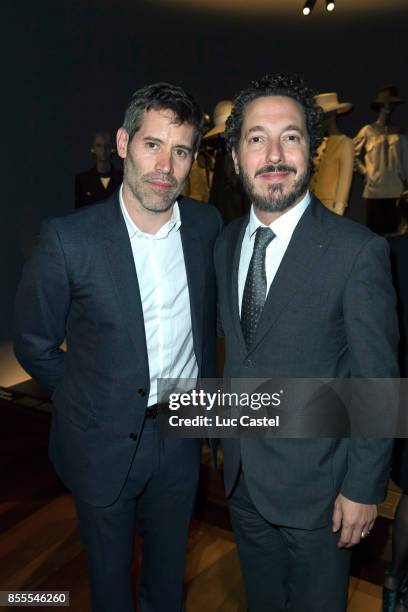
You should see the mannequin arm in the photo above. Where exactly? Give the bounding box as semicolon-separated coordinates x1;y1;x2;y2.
334;138;354;208
399;135;408;187
353;129;367;175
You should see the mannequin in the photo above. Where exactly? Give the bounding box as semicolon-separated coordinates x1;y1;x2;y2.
203;100;250;223
310;93;354;215
75;131;122;208
354;86;408;234
181;114;213;202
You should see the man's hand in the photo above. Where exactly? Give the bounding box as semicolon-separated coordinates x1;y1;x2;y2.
332;493;377;548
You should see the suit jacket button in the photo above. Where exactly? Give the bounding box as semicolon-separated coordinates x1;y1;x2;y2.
244;359;252;367
137;388;146;397
129;432;138;441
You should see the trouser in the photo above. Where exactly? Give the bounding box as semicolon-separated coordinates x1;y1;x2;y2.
74;417;201;612
228;469;351;612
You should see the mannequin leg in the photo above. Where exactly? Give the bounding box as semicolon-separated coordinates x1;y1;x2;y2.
383;494;408;611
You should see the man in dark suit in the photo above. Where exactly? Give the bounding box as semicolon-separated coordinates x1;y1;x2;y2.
13;82;222;612
215;74;399;611
75;131;123;208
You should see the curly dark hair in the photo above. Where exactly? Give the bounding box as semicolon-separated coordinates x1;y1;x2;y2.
122;82;203;153
224;73;323;159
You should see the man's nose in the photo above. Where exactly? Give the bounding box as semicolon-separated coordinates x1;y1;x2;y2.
265;139;283;164
155;150;173;174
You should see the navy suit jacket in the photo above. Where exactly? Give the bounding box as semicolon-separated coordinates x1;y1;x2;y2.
215;195;399;529
13;192;222;506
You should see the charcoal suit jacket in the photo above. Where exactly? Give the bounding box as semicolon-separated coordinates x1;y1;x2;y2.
215;194;399;529
13;192;222;506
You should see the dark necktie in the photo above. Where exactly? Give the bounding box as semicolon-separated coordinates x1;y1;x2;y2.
241;226;275;350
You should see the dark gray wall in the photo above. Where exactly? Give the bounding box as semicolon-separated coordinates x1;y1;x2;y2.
1;0;407;377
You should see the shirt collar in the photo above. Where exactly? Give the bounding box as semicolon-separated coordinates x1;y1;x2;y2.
247;190;311;244
119;184;181;240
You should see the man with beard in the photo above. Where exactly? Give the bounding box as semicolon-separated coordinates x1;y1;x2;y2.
13;82;222;612
214;74;399;611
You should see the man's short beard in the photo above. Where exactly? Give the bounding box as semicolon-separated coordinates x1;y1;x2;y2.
129;182;179;213
124;162;183;214
241;163;312;214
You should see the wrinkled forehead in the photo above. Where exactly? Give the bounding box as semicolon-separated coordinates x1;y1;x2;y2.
242;95;307;133
136;108;196;143
140;107;186;129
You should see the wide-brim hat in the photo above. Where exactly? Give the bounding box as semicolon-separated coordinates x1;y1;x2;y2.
314;92;352;115
371;86;403;110
203;100;233;139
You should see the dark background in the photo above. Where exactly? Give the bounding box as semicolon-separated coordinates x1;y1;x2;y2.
1;0;407;380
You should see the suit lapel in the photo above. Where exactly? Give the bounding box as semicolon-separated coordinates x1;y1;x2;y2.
179;202;205;371
229;217;248;355
249;198;330;354
102;195;149;369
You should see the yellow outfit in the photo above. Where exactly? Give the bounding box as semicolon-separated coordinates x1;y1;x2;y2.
354;124;408;199
310;134;354;215
182;158;213;202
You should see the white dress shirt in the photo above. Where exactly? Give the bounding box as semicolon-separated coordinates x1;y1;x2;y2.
238;191;311;315
120;186;198;406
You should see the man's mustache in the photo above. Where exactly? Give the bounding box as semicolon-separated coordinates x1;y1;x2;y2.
143;173;178;187
255;164;296;178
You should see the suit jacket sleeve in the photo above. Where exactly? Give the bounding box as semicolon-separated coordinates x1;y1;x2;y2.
340;234;399;503
13;220;70;394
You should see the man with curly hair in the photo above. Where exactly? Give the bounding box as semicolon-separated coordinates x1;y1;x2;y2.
215;73;399;611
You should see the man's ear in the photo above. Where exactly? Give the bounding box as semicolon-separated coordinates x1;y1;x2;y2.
116;128;129;160
231;147;240;175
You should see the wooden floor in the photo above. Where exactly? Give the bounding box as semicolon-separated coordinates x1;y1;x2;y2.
0;497;387;612
0;392;397;611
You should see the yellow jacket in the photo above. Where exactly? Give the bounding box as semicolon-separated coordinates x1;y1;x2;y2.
310;134;354;215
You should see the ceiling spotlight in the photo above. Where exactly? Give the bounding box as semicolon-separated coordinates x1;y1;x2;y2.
326;0;335;10
303;0;317;15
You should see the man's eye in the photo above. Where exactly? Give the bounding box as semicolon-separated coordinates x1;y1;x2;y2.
146;142;159;150
174;148;188;158
285;134;301;143
248;136;263;144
